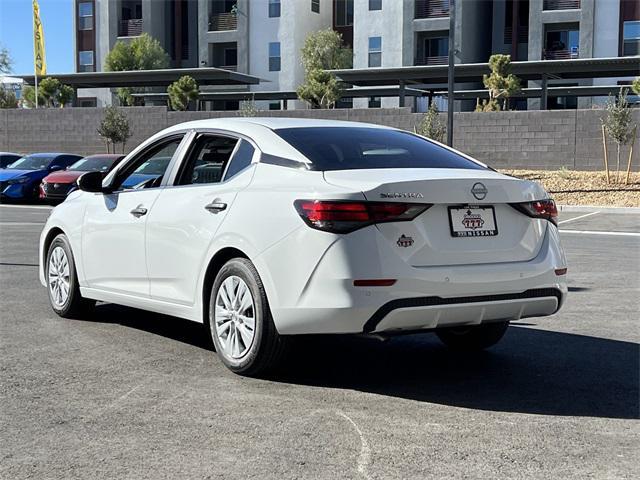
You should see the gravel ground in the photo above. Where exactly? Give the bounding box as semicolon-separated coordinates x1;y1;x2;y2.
501;170;640;207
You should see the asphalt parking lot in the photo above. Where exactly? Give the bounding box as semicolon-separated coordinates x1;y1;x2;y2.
1;204;638;479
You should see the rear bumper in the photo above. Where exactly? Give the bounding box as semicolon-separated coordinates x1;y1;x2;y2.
264;224;567;335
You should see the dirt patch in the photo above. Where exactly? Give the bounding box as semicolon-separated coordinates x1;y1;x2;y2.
500;170;640;207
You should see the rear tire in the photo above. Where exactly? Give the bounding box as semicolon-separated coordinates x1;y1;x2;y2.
208;258;287;376
46;234;95;318
436;321;509;351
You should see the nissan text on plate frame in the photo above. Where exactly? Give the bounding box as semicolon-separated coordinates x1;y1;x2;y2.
39;118;568;376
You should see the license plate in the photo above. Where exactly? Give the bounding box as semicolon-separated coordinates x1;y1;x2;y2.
448;205;498;237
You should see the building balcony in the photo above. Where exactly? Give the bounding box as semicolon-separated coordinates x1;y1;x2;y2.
118;18;143;37
415;56;448;66
543;0;580;10
543;49;579;60
415;0;450;19
209;12;237;32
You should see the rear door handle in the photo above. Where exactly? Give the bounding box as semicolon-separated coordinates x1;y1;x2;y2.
205;202;227;214
130;206;148;217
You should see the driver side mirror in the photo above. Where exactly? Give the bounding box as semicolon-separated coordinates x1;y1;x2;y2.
49;165;63;172
77;171;106;193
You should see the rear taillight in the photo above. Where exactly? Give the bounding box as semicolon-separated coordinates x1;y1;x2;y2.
511;199;558;226
294;200;432;233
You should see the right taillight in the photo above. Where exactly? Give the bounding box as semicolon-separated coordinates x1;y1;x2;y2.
294;200;432;234
511;199;558;226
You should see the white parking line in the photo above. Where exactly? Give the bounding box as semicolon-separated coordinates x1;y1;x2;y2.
559;229;640;237
558;211;600;225
0;204;52;210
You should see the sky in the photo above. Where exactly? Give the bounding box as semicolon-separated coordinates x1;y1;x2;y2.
0;0;73;75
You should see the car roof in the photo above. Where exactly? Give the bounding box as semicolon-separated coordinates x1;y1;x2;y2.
165;117;394;132
0;152;21;156
81;154;124;160
28;153;81;158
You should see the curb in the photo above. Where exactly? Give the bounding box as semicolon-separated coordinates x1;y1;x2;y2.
558;205;640;214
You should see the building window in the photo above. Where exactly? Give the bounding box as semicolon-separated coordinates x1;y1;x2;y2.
269;0;281;18
368;36;382;67
623;21;640;56
369;0;382;10
269;101;281;110
311;0;320;14
224;48;237;68
335;0;353;26
78;97;97;108
78;1;94;30
78;50;94;72
544;26;579;59
269;42;281;71
368;96;381;108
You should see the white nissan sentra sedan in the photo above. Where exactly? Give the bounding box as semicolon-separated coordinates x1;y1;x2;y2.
39;118;567;375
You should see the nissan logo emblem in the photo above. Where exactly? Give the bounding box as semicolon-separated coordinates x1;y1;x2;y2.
471;182;488;200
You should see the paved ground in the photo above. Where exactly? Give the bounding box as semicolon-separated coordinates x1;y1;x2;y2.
1;205;638;480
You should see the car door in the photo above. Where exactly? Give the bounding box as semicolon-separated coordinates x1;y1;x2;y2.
81;134;186;297
146;132;258;305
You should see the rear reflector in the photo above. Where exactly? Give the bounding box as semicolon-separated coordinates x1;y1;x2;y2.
354;279;397;287
555;268;567;276
510;199;558;226
294;200;432;233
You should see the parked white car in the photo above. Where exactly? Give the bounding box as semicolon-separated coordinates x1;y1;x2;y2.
39;118;568;375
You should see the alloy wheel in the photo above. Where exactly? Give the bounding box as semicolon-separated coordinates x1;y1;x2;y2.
48;246;70;307
214;275;256;359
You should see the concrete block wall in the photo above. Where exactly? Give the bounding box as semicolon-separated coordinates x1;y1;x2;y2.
0;107;638;171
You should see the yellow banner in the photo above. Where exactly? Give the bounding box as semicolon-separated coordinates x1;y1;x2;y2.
33;0;46;76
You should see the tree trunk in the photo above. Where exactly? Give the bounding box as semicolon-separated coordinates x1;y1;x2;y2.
616;143;621;183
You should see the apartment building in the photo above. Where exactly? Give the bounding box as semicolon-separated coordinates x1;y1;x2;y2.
73;0;639;109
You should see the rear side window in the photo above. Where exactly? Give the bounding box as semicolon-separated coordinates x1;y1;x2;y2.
224;140;255;181
275;127;486;171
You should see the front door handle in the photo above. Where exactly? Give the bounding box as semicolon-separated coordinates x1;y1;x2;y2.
130;206;148;217
205;202;227;214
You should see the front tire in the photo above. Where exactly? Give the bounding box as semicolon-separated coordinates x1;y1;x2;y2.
46;234;95;318
208;258;287;376
436;321;509;351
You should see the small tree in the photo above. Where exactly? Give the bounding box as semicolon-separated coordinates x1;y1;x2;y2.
21;85;45;108
238;93;260;117
0;45;12;74
105;33;170;72
38;77;61;107
602;88;635;182
482;54;521;111
0;86;19;109
56;84;75;108
97;106;132;154
116;87;134;106
168;75;199;111
415;102;446;143
297;29;352;109
632;77;640;96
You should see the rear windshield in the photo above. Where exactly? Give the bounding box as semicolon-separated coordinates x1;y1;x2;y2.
275;127;486;171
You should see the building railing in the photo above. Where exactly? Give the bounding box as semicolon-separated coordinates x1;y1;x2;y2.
543;0;580;10
415;56;448;66
543;49;579;60
504;25;529;44
118;18;143;37
216;64;237;71
415;0;450;19
209;12;237;31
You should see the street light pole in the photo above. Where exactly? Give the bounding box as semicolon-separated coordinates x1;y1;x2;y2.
446;0;456;146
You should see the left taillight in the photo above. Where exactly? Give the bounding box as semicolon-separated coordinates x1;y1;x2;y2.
294;200;432;234
511;199;558;226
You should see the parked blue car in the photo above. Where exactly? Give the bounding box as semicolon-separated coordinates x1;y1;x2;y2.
0;153;83;202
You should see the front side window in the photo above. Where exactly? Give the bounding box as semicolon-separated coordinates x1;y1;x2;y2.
368;36;382;67
178;135;238;185
269;42;281;71
311;0;320;14
623;21;640;56
269;0;281;17
117;137;183;190
275;127;486;171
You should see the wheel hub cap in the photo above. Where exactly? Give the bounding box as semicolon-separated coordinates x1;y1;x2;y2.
48;246;70;307
214;276;256;359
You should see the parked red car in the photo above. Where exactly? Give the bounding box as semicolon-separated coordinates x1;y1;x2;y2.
40;154;125;204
